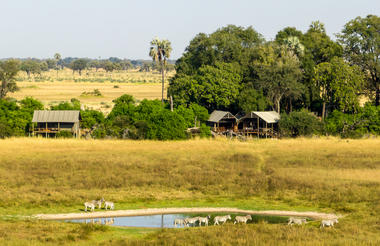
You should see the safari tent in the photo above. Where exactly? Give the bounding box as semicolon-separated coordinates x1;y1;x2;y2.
32;110;81;138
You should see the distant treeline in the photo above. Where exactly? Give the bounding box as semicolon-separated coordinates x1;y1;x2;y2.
0;57;176;77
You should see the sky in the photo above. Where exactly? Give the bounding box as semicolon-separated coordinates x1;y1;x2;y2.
0;0;378;60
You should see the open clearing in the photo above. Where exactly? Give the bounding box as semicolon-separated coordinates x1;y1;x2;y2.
0;137;379;245
9;69;173;113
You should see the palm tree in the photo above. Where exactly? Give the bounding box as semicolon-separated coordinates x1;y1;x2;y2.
54;53;62;78
149;38;172;103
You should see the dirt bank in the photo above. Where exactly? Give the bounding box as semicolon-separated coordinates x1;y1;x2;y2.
34;207;338;220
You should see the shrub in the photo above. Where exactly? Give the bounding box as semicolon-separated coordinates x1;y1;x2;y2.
324;104;380;138
279;110;322;137
56;131;73;138
0;119;13;138
80;110;105;129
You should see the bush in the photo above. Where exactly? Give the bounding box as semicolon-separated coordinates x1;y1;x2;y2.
80;110;105;129
56;131;73;138
0;120;13;138
279;110;322;137
324;104;380;138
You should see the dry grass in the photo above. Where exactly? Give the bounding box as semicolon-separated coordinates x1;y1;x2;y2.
0;137;379;245
9;68;174;113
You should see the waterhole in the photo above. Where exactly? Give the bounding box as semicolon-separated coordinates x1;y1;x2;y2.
63;213;291;228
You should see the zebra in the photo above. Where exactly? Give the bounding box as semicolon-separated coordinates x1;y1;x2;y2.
320;218;338;228
288;217;307;225
104;201;114;210
91;198;104;209
174;218;186;227
184;217;199;227
198;215;211;226
234;215;252;224
84;201;95;212
214;215;232;225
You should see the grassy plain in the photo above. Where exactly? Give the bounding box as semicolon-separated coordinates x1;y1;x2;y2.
9;69;173;113
0;137;379;245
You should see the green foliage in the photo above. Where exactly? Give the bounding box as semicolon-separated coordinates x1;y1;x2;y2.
325;104;380;138
104;95;190;140
169;62;242;111
55;131;73;138
20;59;42;78
0;59;20;98
175;25;263;75
50;98;81;110
0;97;43;136
70;59;88;75
199;123;211;138
149;37;172;102
0;118;13;138
314;57;364;114
279;110;322;137
237;84;268;113
81;89;102;97
80;110;105;129
275;27;303;43
104;61;115;72
19;97;44;114
338;14;380;106
253;44;304;113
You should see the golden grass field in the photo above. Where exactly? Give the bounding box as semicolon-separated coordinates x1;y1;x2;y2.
9;69;173;113
0;137;379;245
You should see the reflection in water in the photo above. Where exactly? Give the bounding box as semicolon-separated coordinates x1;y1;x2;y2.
65;214;290;228
67;214;188;228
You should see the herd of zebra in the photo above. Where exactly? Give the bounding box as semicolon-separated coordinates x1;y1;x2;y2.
174;214;252;227
84;198;114;212
176;215;339;228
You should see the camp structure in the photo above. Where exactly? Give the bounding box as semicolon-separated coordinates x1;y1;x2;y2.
32;110;81;138
236;111;280;138
208;110;280;138
208;110;238;133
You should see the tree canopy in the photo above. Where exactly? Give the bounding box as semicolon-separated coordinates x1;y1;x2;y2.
338;15;380;106
0;60;20;99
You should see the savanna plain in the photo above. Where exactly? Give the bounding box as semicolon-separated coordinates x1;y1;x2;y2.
0;137;379;245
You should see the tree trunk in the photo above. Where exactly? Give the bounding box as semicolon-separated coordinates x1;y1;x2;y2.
322;101;326;119
170;95;173;112
0;80;7;98
276;100;280;114
376;85;380;106
161;61;165;104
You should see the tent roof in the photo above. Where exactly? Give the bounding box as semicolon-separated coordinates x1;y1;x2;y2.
32;110;81;123
251;111;280;123
208;110;236;123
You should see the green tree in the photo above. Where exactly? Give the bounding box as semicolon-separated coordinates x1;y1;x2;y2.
54;53;61;78
0;60;20;99
300;21;343;109
338;15;380;106
149;38;172;103
20;59;41;78
313;57;365;118
175;25;264;76
169;62;242;111
70;59;88;76
104;61;115;72
237;83;268;113
279;110;322;137
275;27;303;43
253;44;303;113
51;98;81;110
